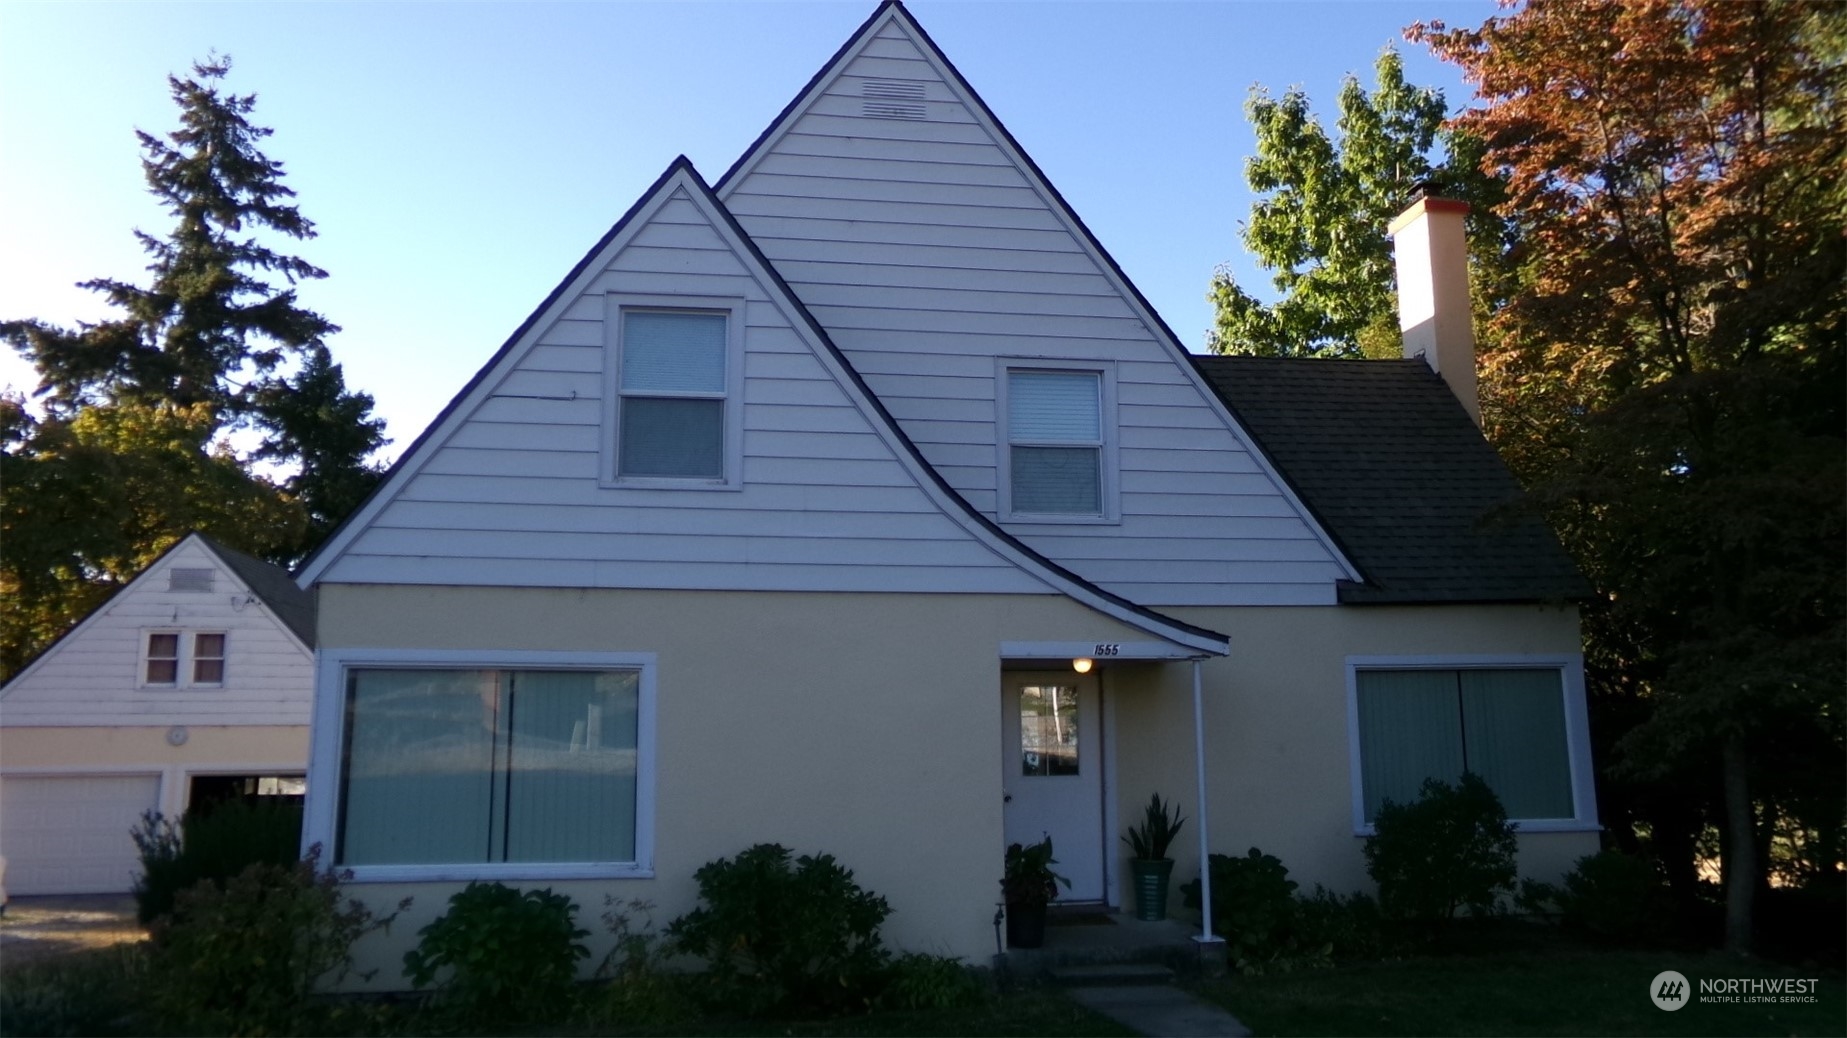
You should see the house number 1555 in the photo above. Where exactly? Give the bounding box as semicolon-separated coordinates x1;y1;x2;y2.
1093;643;1120;656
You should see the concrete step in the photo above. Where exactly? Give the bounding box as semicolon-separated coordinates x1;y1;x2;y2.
1049;962;1176;987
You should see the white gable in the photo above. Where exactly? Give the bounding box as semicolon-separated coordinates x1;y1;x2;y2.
1;535;313;727
306;169;1048;595
719;7;1357;607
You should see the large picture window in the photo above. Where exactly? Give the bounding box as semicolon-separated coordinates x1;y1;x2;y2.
1354;667;1577;824
616;310;728;480
338;668;642;867
1006;369;1106;517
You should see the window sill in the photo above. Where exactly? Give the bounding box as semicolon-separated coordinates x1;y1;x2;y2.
338;862;654;884
1352;821;1603;837
1002;513;1121;527
599;476;741;492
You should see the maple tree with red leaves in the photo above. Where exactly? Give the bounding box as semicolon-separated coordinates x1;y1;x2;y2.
1418;0;1845;954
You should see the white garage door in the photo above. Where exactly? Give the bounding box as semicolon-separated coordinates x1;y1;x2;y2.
1;774;161;895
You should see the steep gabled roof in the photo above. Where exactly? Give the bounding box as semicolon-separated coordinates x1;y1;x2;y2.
196;535;316;647
1196;357;1591;605
714;0;1362;588
2;532;312;693
295;155;1228;656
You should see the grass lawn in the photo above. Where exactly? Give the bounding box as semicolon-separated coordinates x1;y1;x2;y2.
603;988;1136;1038
1199;944;1846;1037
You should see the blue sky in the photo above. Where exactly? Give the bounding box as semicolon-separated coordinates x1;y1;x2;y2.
0;1;1495;460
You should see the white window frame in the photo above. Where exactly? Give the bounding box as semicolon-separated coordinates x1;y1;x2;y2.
1344;653;1600;835
600;294;746;490
191;632;227;686
142;629;182;688
140;629;229;689
996;359;1119;524
303;648;659;883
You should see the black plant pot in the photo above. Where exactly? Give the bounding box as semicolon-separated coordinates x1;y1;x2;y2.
1005;899;1047;948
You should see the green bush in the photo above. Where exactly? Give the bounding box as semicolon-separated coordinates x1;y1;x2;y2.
403;882;590;1027
880;953;987;1011
1294;885;1385;963
590;896;698;1030
143;848;400;1036
1519;849;1675;946
1363;773;1518;923
1176;851;1391;971
666;843;892;1016
130;798;303;923
0;944;148;1037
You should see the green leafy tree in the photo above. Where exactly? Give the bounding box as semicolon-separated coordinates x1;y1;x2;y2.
1208;49;1506;358
0;56;384;677
1418;0;1846;953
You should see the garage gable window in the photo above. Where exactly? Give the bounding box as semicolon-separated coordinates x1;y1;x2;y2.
145;632;180;685
310;650;658;882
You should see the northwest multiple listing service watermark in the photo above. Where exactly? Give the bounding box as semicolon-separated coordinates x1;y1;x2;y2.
1650;970;1821;1011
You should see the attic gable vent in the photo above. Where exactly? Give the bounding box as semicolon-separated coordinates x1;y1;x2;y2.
861;79;926;119
168;568;214;593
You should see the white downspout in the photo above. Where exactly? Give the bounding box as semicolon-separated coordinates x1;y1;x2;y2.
1190;658;1218;945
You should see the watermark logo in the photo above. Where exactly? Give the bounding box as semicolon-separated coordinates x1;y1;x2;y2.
1649;970;1821;1010
1651;971;1690;1012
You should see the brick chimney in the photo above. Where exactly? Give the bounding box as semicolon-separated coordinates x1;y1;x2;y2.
1388;192;1480;424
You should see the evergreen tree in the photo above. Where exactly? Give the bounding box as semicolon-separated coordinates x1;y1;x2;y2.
1208;50;1507;358
1;56;385;677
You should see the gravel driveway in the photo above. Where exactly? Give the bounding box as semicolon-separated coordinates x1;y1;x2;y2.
0;895;146;972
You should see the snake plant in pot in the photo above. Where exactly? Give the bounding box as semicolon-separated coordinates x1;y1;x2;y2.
1123;794;1186;921
1001;837;1069;948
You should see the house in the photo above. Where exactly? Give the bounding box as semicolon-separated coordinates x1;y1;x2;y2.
295;1;1597;978
0;533;314;895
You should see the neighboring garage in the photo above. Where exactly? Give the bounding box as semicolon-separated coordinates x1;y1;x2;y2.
1;774;160;895
0;534;316;896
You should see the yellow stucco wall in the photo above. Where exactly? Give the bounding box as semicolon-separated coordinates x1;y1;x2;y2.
314;586;1599;983
1107;603;1599;907
315;584;1155;978
0;725;308;818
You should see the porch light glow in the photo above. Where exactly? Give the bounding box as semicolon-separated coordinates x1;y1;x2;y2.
1072;657;1093;674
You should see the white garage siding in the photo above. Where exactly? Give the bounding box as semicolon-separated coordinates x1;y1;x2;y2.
0;773;160;895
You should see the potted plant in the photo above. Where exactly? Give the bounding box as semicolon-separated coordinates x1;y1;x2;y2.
1123;793;1186;921
1001;837;1069;948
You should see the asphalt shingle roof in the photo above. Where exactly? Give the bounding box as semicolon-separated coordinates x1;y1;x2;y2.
197;534;317;647
1195;356;1591;605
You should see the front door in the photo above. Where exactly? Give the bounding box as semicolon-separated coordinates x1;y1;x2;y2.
1001;672;1105;902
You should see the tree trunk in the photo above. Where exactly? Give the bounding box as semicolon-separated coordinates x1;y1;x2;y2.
1721;733;1757;956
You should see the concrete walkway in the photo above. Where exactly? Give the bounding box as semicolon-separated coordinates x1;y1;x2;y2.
1067;984;1253;1037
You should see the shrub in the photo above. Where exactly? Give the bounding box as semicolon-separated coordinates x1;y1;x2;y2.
403;882;590;1027
666;843;892;1016
1180;848;1335;972
1363;773;1518;922
880;953;987;1011
0;944;148;1037
130;798;303;923
590;896;697;1029
143;847;401;1036
1520;849;1675;946
1294;885;1385;963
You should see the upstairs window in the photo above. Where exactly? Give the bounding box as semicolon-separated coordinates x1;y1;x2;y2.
615;309;729;481
146;633;180;685
1006;369;1107;518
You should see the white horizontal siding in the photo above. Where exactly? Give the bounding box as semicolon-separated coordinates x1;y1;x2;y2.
318;183;1047;598
720;18;1349;607
1;540;313;727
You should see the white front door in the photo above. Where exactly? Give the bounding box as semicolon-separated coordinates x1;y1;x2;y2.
1001;672;1105;902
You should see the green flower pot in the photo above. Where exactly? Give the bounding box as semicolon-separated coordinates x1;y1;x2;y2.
1130;858;1175;921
